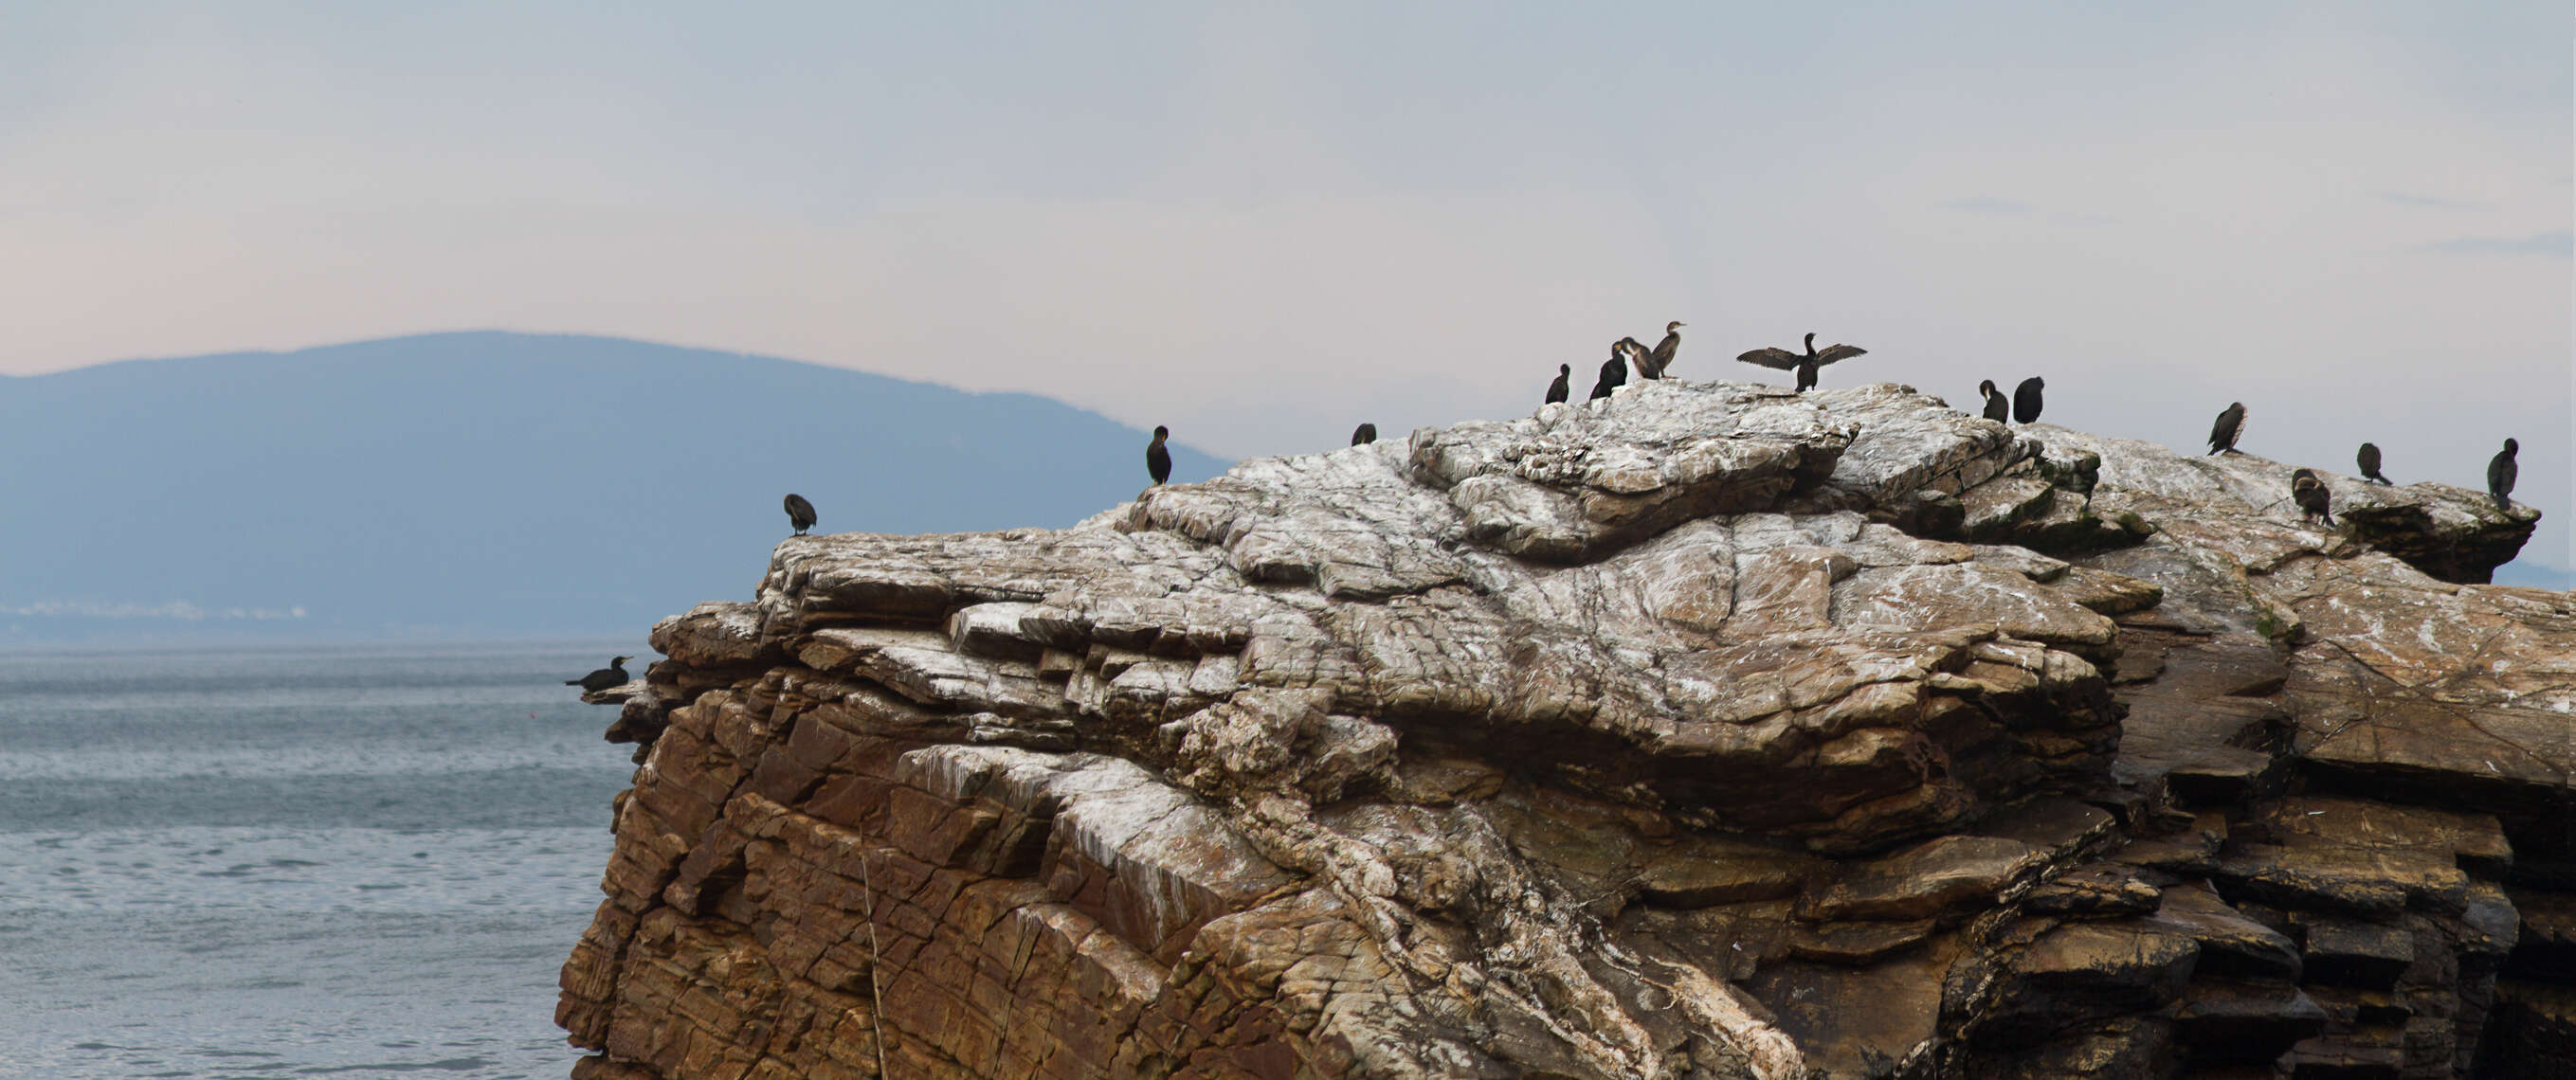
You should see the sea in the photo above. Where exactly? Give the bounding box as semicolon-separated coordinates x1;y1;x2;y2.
0;641;641;1080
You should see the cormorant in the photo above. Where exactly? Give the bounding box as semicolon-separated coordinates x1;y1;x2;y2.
2013;377;2044;423
2357;442;2391;485
2291;468;2335;527
1545;364;1571;405
1589;343;1627;401
1736;333;1866;392
2489;438;2518;510
1351;423;1378;446
567;657;632;693
1620;337;1658;380
2207;403;2246;455
1146;426;1172;486
783;493;817;536
1647;321;1683;378
1978;380;2009;423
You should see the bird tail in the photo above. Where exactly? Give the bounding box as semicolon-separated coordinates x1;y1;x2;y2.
563;678;583;686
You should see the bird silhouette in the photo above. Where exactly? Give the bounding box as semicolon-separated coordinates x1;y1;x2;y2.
1737;333;1866;392
1146;426;1172;485
1589;344;1627;400
2208;403;2246;455
567;657;633;693
2292;469;2335;527
2489;438;2518;510
2013;377;2044;423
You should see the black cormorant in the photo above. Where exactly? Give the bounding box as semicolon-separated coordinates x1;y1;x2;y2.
2292;468;2335;527
2208;403;2246;455
1736;333;1866;392
2489;438;2518;510
567;657;632;693
1351;423;1378;446
1648;321;1683;378
2357;442;2390;485
1978;380;2009;423
1545;364;1570;405
1620;337;1657;380
2013;377;2044;423
1147;426;1172;486
1589;343;1627;400
783;494;817;536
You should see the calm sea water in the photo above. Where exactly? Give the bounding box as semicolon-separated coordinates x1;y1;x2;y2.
0;641;640;1080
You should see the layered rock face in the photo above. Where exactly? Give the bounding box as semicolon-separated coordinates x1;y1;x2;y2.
556;380;2567;1079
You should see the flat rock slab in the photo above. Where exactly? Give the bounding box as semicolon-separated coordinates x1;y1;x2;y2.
1802;835;2047;922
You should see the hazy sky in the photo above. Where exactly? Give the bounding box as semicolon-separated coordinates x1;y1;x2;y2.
5;3;2569;567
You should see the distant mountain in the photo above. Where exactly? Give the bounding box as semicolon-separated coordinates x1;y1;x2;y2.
0;333;1228;642
2494;560;2573;591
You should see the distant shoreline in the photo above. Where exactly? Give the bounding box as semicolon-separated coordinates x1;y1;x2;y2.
0;631;650;654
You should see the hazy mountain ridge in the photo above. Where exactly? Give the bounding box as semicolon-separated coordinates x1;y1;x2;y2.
2494;559;2574;590
0;332;1228;641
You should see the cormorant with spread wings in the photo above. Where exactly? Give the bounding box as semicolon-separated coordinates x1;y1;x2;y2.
1736;332;1866;392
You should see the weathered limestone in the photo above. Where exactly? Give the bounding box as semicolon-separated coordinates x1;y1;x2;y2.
560;378;2566;1079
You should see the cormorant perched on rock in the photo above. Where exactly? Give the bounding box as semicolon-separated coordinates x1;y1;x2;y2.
1648;321;1683;378
2207;403;2247;455
1351;423;1378;446
2292;468;2335;527
2013;377;2044;423
1544;364;1570;405
1736;333;1866;392
567;657;632;693
1146;426;1172;486
1589;343;1627;400
1978;380;2009;423
1619;337;1658;380
2357;442;2391;485
2489;438;2518;510
783;494;817;536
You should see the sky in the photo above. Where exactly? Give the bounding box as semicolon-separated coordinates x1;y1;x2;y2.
3;2;2569;568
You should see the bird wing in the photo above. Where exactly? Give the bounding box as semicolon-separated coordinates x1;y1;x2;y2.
2209;406;2242;444
1813;345;1867;366
1735;348;1803;370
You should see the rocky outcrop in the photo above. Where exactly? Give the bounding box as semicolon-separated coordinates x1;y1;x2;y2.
555;378;2565;1079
